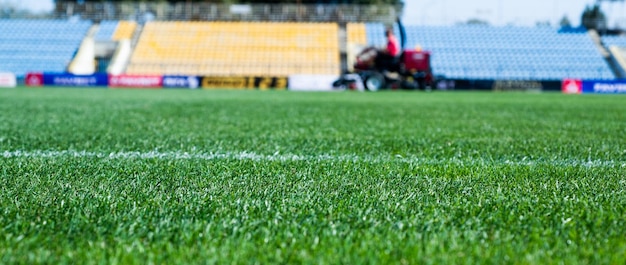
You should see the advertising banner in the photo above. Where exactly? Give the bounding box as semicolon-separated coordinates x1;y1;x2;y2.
562;79;582;94
109;74;163;88
0;72;17;88
25;72;44;87
582;80;626;94
492;80;543;92
42;73;108;87
200;76;288;90
162;75;200;89
562;79;626;94
289;74;341;91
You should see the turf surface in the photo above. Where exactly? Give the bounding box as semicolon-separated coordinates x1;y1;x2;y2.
1;88;625;264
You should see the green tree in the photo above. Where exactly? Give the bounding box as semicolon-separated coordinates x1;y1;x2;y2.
559;15;571;27
56;0;402;4
581;4;607;30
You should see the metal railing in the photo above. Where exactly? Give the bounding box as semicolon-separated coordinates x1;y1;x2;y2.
48;2;401;24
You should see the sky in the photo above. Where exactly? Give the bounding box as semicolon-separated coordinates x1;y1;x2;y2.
402;0;626;27
7;0;626;28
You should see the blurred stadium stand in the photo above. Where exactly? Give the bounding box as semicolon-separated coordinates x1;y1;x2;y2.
94;20;136;41
602;35;626;78
0;19;91;77
345;23;368;72
112;21;137;41
2;1;625;82
361;23;616;80
126;21;340;76
94;20;118;41
346;23;367;47
602;35;626;46
90;20;138;74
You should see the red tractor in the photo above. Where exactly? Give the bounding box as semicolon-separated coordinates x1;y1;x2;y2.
334;19;435;91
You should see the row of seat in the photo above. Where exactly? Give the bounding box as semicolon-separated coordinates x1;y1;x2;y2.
95;20;137;41
95;20;117;40
353;23;615;80
0;19;620;80
127;64;336;76
346;23;367;47
127;21;341;76
131;55;339;65
0;43;81;50
0;19;91;77
112;21;137;40
603;35;626;47
442;70;616;80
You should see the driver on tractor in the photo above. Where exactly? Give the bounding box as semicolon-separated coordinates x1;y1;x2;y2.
351;27;400;73
374;27;400;72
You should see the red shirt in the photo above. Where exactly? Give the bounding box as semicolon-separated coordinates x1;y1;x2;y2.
387;35;400;56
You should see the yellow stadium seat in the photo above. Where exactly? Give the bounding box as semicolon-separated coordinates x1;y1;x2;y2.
126;21;340;76
112;21;137;41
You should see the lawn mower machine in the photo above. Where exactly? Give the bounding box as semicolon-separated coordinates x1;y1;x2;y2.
334;18;435;91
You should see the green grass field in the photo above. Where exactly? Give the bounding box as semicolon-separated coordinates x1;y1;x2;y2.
1;88;625;264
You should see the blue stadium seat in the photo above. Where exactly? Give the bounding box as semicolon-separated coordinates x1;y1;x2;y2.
0;19;91;77
602;35;626;47
365;23;615;80
94;20;118;41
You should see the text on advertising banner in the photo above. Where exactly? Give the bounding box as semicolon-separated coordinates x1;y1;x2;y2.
582;80;626;94
25;72;44;87
0;72;17;88
109;74;163;88
43;73;108;87
162;75;200;89
562;79;582;94
201;76;288;90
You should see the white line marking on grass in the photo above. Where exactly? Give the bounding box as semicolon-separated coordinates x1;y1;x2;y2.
1;150;624;168
1;150;362;162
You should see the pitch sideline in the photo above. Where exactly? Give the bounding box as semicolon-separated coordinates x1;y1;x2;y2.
1;149;624;168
